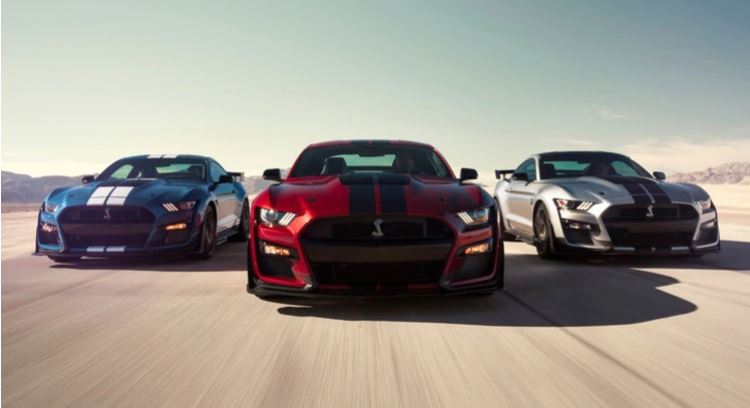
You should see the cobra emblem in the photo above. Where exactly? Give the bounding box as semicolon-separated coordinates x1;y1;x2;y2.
371;218;385;238
645;204;655;219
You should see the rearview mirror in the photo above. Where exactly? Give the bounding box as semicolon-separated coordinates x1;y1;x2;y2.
82;175;95;184
653;171;666;180
459;168;478;182
218;174;233;184
263;168;282;182
512;172;529;182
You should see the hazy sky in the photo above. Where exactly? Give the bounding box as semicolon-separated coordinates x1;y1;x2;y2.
3;0;750;177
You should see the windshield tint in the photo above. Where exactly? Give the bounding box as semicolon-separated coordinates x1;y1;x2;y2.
538;152;651;179
290;145;451;178
98;158;207;181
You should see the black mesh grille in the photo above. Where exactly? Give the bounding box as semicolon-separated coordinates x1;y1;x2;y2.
64;233;149;247
59;206;155;223
314;261;443;284
603;204;698;221
304;216;452;241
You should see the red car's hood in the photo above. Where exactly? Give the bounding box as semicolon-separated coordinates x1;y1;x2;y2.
261;174;491;218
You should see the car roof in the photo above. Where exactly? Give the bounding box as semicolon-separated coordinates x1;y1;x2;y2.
120;154;213;161
305;140;436;149
535;150;631;158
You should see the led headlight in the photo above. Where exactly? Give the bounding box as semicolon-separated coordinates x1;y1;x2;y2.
44;202;58;213
698;198;712;210
456;208;490;226
555;199;594;211
163;200;197;212
259;208;297;227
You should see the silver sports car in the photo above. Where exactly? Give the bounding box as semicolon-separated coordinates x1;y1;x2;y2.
494;151;720;258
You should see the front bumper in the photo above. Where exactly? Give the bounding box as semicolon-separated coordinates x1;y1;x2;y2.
36;206;202;257
249;215;502;296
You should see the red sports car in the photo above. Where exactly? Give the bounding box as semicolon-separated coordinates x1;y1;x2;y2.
247;140;504;297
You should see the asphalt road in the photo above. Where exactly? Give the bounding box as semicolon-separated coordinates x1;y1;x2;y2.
2;212;749;407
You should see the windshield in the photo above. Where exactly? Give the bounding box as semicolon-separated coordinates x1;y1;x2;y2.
538;152;651;179
290;145;452;178
98;158;207;181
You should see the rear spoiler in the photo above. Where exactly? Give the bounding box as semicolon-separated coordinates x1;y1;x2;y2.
228;171;244;182
495;169;515;180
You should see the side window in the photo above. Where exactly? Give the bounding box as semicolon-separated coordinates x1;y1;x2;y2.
109;164;134;180
611;160;639;177
514;159;536;181
210;161;228;183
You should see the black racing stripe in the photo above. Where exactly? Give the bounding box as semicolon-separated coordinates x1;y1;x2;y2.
622;183;652;204
642;183;672;204
349;182;376;214
379;183;406;214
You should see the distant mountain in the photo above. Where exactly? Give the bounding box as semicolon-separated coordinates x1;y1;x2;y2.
2;171;82;204
1;170;284;204
668;162;750;184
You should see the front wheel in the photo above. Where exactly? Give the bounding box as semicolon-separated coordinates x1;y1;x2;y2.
229;200;250;242
192;206;217;260
534;205;558;260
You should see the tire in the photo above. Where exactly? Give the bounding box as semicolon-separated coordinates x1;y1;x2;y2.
495;200;516;242
229;200;250;242
48;255;81;263
534;204;558;260
193;205;217;260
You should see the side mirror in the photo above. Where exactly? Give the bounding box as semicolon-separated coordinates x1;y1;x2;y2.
218;174;233;184
459;168;478;182
82;175;95;184
512;172;529;182
263;168;283;182
653;171;666;180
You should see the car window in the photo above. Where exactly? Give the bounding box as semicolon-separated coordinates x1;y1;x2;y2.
611;160;641;177
291;145;451;177
210;161;228;183
538;153;652;179
514;159;536;181
109;164;134;180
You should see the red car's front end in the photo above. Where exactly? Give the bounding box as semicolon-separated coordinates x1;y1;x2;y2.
247;140;504;297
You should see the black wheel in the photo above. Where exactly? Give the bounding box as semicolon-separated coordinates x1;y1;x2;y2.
495;200;516;242
48;255;81;263
229;200;250;242
534;205;558;260
193;205;217;260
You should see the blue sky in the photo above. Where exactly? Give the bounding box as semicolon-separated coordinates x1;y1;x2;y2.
3;0;749;177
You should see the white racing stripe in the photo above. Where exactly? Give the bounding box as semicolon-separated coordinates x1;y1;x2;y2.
86;187;115;206
106;186;134;206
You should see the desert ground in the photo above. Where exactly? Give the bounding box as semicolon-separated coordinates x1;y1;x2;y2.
2;186;749;407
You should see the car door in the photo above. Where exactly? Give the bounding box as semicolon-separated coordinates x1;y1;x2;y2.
505;158;538;236
210;160;238;233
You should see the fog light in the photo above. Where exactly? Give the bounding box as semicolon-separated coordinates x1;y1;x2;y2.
165;222;188;231
564;220;592;230
41;222;58;233
261;242;292;257
464;242;490;255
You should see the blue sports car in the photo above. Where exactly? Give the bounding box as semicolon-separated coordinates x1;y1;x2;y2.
36;154;249;262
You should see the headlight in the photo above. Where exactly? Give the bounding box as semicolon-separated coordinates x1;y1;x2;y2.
456;208;490;226
555;199;594;211
259;208;297;227
163;201;196;212
698;198;712;210
43;202;58;213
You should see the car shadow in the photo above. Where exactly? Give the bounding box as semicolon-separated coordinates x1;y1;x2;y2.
47;241;247;272
273;252;699;327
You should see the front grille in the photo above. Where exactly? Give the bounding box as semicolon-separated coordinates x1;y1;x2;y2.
59;206;155;223
607;229;694;248
603;204;698;221
303;216;452;241
58;206;155;249
314;261;444;284
64;233;150;247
